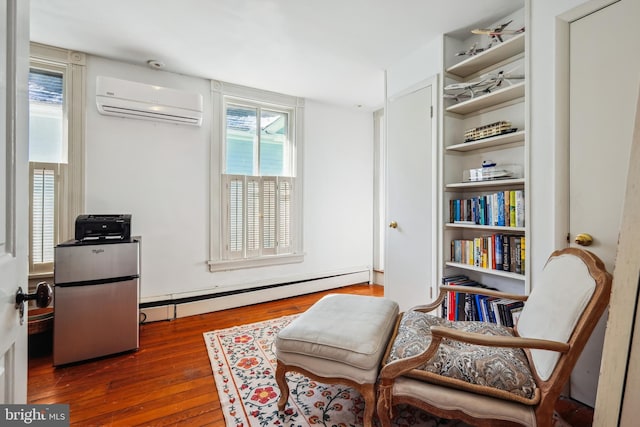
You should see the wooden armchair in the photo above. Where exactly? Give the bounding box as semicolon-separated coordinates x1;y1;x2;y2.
377;248;612;427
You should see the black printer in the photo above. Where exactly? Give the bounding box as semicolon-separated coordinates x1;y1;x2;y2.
75;214;131;242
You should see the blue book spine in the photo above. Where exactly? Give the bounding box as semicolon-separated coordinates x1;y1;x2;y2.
475;294;484;321
495;234;503;270
497;191;505;226
451;199;457;222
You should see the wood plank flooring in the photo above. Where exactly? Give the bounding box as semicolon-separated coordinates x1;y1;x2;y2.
27;283;593;426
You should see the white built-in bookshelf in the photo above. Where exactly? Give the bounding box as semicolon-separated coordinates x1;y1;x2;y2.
440;7;528;296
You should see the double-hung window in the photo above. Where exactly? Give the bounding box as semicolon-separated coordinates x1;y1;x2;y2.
28;43;85;277
209;82;304;271
28;68;63;274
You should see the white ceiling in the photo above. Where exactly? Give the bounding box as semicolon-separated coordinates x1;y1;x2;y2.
29;0;523;110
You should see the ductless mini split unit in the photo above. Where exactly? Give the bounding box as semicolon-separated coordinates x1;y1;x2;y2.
96;76;203;126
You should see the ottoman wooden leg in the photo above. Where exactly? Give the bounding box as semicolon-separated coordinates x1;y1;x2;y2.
361;383;376;427
275;360;289;411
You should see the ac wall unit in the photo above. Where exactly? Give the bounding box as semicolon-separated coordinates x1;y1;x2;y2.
96;76;203;126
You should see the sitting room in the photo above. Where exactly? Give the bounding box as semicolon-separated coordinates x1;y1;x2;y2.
2;0;639;426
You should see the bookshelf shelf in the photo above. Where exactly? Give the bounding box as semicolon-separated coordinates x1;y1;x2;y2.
446;223;525;233
446;82;525;115
445;262;526;281
445;178;525;191
446;130;525;152
446;33;526;79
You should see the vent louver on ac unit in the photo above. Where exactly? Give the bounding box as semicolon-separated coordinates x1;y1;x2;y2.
96;76;203;126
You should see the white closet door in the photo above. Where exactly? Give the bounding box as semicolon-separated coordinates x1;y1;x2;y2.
569;0;640;407
384;79;436;311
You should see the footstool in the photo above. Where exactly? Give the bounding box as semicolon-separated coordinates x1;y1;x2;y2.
275;293;399;427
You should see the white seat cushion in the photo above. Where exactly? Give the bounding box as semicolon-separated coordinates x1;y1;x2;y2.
276;294;399;371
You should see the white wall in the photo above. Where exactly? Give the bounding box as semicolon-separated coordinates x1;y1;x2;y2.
386;37;442;99
85;56;374;305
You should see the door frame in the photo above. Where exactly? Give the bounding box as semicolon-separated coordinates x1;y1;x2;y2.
0;0;30;403
554;0;620;254
554;0;627;422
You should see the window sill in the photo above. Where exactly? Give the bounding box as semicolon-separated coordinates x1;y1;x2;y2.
29;271;54;281
208;253;305;272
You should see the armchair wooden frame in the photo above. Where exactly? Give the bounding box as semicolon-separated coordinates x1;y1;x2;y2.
377;248;612;427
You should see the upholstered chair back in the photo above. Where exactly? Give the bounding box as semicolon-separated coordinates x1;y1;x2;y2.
517;249;607;381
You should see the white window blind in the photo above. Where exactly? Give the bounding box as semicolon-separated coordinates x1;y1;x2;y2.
30;164;56;271
223;175;293;259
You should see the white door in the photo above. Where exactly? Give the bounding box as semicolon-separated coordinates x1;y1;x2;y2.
0;0;30;404
568;0;640;407
384;79;437;311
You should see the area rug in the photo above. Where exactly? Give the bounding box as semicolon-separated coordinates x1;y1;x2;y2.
203;315;469;427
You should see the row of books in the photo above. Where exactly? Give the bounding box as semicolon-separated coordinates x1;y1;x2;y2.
449;190;525;227
450;234;525;275
440;275;524;327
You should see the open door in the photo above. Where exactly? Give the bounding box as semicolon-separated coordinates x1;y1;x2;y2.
0;0;30;404
594;88;640;426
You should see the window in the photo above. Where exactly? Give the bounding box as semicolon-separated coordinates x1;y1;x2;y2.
209;82;304;271
28;68;63;274
28;43;86;277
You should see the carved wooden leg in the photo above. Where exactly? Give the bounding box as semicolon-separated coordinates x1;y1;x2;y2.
376;382;394;427
275;361;289;411
361;383;376;427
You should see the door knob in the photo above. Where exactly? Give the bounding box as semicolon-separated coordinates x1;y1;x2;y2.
389;221;398;229
15;282;53;325
574;233;594;246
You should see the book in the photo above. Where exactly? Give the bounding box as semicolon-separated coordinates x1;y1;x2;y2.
520;236;526;275
515;190;525;227
504;190;511;227
515;238;522;274
503;300;525;327
497;192;505;226
495;234;503;270
509;191;516;227
502;235;511;271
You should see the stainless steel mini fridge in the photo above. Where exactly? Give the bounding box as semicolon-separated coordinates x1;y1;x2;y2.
53;239;140;366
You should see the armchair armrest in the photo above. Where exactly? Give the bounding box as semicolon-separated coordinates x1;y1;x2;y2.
430;326;570;352
410;285;528;314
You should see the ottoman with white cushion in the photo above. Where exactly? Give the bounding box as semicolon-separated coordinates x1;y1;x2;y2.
275;293;399;427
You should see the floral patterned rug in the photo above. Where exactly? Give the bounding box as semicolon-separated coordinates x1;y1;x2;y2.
203;315;468;427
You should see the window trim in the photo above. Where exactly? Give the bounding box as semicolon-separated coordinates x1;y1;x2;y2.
29;43;86;277
209;81;304;272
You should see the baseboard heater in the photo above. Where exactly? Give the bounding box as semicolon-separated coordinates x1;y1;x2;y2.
139;269;371;322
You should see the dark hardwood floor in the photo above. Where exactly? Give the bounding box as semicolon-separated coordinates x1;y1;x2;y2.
27;284;593;426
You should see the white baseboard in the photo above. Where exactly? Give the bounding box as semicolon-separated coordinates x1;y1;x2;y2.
373;270;384;286
140;269;372;322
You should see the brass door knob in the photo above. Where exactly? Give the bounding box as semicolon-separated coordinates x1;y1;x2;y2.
574;233;594;246
389;221;398;229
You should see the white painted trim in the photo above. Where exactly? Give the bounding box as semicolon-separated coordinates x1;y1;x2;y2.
208;80;305;270
555;1;623;422
29;43;86;245
208;252;304;272
140;269;372;321
373;270;384;286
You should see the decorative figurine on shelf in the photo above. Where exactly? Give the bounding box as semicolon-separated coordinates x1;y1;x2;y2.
471;20;525;43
